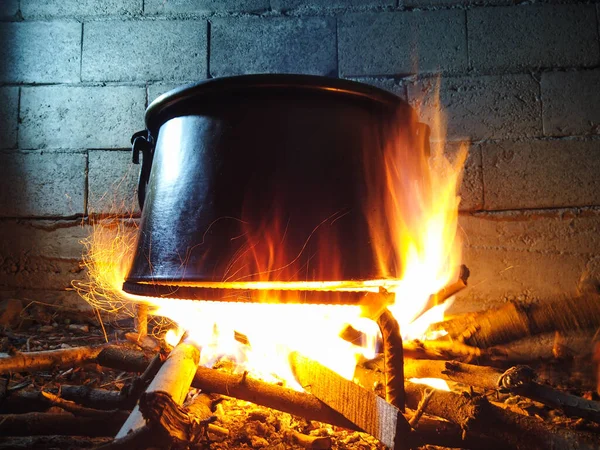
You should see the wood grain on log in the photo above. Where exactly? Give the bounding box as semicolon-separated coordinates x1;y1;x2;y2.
0;345;110;374
115;340;200;438
439;294;600;349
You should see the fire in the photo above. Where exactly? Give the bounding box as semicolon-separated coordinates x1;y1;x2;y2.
77;84;465;393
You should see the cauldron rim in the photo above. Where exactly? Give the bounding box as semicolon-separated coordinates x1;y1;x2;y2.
145;74;407;136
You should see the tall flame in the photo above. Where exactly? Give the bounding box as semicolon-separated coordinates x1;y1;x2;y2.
77;83;466;389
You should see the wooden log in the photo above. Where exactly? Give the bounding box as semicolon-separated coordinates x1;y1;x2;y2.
0;344;110;374
403;360;503;390
0;386;126;414
438;294;600;348
377;309;406;411
0;412;126;437
0;436;111;449
115;339;200;438
191;366;361;431
499;366;600;424
95;345;154;373
407;415;503;449
404;381;600;450
138;391;214;445
367;360;600;425
39;391;123;418
135;303;148;339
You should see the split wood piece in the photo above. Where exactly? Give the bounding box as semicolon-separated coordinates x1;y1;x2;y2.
0;436;112;449
290;351;411;450
0;344;111;374
438;294;600;348
115;339;200;438
0;411;127;437
420;264;470;314
405;381;600;450
138;391;214;446
191;366;360;431
377;309;406;411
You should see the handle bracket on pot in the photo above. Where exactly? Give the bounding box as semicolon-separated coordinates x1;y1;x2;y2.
131;130;154;210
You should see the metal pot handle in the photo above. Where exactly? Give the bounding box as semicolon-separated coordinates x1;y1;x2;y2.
131;130;154;210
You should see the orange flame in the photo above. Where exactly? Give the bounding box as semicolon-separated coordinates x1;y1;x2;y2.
77;84;466;390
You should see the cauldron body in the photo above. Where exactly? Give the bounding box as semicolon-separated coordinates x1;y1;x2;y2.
123;75;417;302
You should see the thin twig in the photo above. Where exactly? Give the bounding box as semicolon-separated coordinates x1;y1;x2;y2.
408;389;435;428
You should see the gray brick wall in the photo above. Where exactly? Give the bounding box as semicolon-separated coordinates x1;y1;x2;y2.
82;20;207;82
468;4;599;72
0;0;598;307
210;17;337;77
338;10;467;76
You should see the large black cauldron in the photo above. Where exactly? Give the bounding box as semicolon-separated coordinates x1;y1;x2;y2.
123;75;418;304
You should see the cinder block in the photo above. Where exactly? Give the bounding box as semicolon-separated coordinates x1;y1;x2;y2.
338;10;467;77
468;5;599;71
0;0;19;19
272;0;394;10
0;151;86;218
0;22;81;83
148;83;183;104
346;78;406;99
145;0;268;14
20;0;142;17
454;247;589;312
447;142;483;212
459;210;600;256
0;260;87;291
20;86;145;149
542;70;600;137
0;87;18;149
83;20;207;82
210;17;337;77
0;220;88;261
404;0;510;6
407;74;542;141
481;139;600;210
88;150;140;216
0;290;91;310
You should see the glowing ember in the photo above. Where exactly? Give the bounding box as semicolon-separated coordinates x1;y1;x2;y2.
76;85;466;391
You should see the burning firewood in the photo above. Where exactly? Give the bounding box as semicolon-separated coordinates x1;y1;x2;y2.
290;351;411;449
377;308;406;411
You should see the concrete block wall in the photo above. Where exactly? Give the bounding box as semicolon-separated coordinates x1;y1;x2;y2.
0;0;599;311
